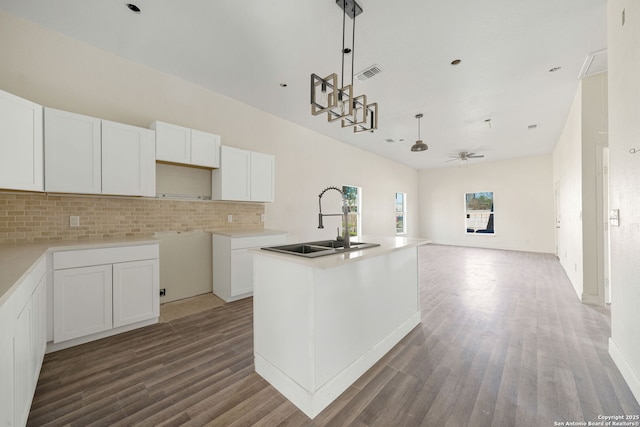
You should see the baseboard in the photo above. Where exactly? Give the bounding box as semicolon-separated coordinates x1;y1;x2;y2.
255;311;421;419
581;292;603;306
46;317;158;353
609;337;640;405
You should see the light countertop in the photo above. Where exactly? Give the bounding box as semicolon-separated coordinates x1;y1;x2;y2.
251;236;430;269
212;228;287;238
0;237;158;305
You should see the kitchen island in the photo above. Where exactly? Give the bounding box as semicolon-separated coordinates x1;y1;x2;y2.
252;236;429;418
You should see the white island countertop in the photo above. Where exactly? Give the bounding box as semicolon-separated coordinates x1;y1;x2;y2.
252;235;430;269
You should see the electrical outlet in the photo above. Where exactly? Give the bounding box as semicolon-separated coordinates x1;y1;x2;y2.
69;216;80;227
261;214;265;222
228;214;233;223
159;288;166;297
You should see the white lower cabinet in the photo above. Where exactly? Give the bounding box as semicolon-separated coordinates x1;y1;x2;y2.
53;265;113;343
113;260;159;328
213;232;287;302
0;299;14;427
5;257;47;427
52;244;159;346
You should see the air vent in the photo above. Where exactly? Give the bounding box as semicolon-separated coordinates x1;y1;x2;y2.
579;50;607;79
355;64;383;81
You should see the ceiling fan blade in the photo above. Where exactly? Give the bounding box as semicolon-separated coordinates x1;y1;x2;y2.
445;158;458;162
468;154;485;158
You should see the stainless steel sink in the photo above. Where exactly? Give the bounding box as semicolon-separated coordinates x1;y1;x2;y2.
261;240;380;258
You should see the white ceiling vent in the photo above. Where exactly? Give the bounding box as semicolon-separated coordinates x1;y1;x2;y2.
355;64;383;81
579;50;607;79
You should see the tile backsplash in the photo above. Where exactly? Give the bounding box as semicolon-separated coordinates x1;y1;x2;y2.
0;192;264;244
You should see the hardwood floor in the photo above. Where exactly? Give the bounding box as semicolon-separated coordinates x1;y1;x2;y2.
29;245;640;426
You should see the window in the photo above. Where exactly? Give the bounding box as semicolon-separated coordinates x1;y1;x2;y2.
342;185;361;238
465;192;494;234
395;192;406;234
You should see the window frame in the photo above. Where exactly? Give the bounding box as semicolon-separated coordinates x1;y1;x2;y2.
395;192;407;235
464;191;495;235
342;185;361;239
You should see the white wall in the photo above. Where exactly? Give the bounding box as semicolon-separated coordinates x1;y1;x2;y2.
552;73;609;304
581;73;609;306
0;11;419;243
553;84;584;298
607;0;640;404
417;155;555;253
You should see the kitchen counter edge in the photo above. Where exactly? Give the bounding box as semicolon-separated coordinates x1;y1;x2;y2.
250;236;431;269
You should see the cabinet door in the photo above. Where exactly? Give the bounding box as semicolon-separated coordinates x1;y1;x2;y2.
190;129;220;168
31;274;47;384
152;121;190;164
102;120;156;196
53;265;112;343
112;259;159;328
213;146;250;201
0;299;14;427
14;299;31;427
44;107;102;194
250;152;275;202
0;89;43;192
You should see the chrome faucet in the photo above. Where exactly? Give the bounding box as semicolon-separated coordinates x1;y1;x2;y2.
318;186;350;249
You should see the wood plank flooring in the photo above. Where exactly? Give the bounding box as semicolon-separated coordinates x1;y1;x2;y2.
28;245;640;426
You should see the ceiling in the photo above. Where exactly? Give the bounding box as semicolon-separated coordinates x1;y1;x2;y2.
0;0;607;170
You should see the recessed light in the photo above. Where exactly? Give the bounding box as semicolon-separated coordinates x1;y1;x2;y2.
451;59;462;66
549;66;562;72
127;3;141;13
279;83;288;87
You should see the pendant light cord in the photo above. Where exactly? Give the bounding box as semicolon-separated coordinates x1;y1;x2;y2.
351;3;356;87
341;0;346;89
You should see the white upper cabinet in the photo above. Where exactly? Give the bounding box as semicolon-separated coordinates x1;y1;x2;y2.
0;89;44;192
212;145;275;202
44;108;102;194
151;121;220;168
45;108;155;196
213;145;250;201
190;129;220;168
250;151;275;203
152;121;190;164
102;120;155;197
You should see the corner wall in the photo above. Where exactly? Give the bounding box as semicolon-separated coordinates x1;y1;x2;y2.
607;0;640;405
552;72;609;304
417;155;555;253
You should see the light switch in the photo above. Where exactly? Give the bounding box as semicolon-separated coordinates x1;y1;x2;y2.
70;216;80;227
227;215;233;223
609;209;620;227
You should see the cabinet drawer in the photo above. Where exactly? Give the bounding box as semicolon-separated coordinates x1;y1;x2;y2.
53;244;159;270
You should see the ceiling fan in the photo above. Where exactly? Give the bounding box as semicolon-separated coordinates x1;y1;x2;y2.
446;152;485;163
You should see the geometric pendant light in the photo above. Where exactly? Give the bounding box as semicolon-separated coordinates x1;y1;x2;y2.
310;0;378;133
